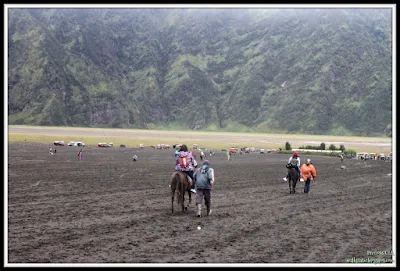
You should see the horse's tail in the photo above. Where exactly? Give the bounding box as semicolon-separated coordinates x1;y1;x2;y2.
171;172;182;213
171;172;179;192
177;173;186;206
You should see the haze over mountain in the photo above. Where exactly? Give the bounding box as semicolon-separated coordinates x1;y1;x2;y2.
7;7;393;137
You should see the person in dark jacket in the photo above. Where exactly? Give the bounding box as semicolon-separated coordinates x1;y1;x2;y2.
193;160;215;217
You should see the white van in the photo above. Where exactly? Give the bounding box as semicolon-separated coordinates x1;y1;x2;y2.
68;141;85;147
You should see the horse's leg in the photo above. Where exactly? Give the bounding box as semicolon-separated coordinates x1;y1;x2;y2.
288;178;292;193
186;188;191;210
181;191;185;212
293;176;297;194
179;180;185;212
171;189;175;213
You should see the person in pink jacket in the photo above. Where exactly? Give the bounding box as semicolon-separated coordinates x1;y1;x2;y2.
175;144;198;193
300;159;317;194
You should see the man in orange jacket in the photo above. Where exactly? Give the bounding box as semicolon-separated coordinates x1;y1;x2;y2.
300;158;317;194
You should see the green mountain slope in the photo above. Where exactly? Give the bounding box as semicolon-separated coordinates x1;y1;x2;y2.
7;8;392;137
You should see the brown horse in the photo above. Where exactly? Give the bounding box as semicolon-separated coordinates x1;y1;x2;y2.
170;171;192;213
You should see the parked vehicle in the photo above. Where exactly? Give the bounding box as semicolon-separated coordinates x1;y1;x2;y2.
229;147;238;153
98;142;113;147
68;141;85;147
54;141;65;146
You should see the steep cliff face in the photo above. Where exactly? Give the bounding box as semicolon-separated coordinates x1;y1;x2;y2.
8;8;392;136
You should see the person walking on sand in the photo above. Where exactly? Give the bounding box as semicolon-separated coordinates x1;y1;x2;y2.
77;149;83;160
300;158;317;194
200;149;205;161
227;151;231;161
193;160;215;217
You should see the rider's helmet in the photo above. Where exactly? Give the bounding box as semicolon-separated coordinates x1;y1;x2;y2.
293;151;299;157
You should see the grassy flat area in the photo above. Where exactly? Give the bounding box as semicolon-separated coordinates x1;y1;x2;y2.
7;125;392;153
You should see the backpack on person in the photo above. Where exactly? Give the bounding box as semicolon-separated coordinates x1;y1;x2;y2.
179;154;189;167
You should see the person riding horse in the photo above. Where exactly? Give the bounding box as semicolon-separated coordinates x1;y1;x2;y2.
283;151;301;182
175;144;198;193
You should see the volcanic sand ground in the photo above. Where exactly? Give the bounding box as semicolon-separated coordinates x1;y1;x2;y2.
7;143;394;265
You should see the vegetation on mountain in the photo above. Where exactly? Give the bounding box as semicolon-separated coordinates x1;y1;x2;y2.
8;8;393;137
